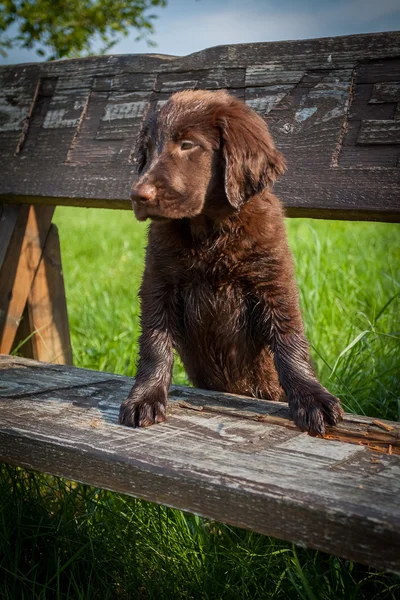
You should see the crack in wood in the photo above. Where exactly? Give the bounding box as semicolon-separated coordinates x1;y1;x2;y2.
331;67;356;168
66;89;92;162
15;78;41;155
1;376;118;399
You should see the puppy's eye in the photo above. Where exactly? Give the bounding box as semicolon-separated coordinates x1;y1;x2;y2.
180;140;195;150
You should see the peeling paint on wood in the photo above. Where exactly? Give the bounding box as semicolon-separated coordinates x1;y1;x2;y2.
245;65;305;87
295;107;318;122
160;79;198;92
246;92;288;114
43;108;81;129
245;84;293;119
102;100;147;121
0;101;28;132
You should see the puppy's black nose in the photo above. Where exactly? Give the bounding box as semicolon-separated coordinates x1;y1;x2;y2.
131;183;157;203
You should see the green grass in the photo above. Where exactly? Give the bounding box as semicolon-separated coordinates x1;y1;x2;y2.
1;207;399;599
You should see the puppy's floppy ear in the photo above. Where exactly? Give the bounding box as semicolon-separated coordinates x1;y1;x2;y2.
134;105;156;175
218;102;286;208
134;123;149;175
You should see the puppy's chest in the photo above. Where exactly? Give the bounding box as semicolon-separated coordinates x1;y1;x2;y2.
181;249;241;291
177;259;248;330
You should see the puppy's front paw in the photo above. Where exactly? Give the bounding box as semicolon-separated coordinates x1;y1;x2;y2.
119;387;167;428
289;385;344;436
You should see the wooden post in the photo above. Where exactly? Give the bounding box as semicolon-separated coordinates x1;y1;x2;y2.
12;224;73;364
0;205;72;364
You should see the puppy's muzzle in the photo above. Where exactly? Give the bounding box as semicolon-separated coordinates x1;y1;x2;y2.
131;183;157;220
131;183;157;205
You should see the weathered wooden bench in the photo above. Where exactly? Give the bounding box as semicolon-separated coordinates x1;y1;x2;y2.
0;31;399;572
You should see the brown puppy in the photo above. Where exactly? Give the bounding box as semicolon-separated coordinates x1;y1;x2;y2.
119;90;344;435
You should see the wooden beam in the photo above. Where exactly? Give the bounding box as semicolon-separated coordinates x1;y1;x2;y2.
0;32;399;221
0;355;399;573
12;224;72;364
0;205;54;354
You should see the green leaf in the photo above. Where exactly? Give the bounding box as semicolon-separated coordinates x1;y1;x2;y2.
330;330;370;378
0;0;167;59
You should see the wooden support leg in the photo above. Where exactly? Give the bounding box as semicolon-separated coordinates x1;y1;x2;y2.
12;224;73;364
0;204;54;353
0;204;72;365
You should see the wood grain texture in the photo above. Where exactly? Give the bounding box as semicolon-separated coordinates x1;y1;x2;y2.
358;120;400;144
0;355;399;572
0;205;54;354
11;224;72;364
0;32;399;221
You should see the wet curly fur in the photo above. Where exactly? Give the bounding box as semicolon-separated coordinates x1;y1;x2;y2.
119;90;344;435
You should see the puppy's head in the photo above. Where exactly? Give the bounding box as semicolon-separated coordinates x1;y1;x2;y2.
131;90;285;222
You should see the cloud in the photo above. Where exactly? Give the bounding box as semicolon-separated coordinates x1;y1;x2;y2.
114;0;400;57
325;0;399;24
1;0;399;64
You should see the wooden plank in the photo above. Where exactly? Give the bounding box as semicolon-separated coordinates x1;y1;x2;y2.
0;355;399;572
11;224;72;364
0;205;54;354
0;355;115;396
0;32;399;222
1;355;398;453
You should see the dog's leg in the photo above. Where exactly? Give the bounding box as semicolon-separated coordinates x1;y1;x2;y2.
119;277;174;428
271;331;343;435
257;297;344;435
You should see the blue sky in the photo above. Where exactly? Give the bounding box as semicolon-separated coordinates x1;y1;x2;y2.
1;0;400;65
